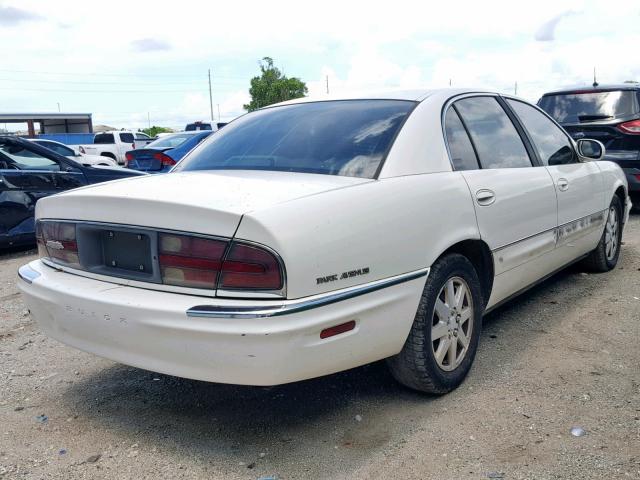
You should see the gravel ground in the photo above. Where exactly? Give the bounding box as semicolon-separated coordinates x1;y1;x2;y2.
1;214;639;480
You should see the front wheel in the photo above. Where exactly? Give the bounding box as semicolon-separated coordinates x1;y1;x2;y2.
387;253;483;394
582;196;623;272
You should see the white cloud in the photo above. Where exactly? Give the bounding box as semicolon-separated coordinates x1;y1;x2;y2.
1;0;639;127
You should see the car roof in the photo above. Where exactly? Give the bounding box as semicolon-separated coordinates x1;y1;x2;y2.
541;83;640;96
270;88;496;107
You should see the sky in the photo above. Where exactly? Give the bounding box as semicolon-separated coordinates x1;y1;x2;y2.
1;0;639;130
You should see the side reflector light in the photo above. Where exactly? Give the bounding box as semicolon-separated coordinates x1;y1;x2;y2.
320;320;356;339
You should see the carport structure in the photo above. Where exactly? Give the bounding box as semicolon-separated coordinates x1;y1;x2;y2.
0;112;93;136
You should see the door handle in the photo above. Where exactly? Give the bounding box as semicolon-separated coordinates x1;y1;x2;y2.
475;189;496;206
557;178;569;191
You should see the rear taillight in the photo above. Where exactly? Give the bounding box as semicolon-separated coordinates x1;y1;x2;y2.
153;152;176;167
617;119;640;134
159;233;226;289
38;221;80;268
124;152;134;167
219;243;283;290
131;143;135;149
79;146;85;154
158;233;284;292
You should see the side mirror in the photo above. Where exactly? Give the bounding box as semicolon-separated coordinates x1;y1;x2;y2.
576;138;605;161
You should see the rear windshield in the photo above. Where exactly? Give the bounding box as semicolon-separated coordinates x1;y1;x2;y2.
147;133;198;149
175;100;415;178
539;90;637;123
185;123;212;131
94;133;114;144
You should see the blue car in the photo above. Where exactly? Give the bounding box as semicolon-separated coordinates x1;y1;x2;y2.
125;131;213;173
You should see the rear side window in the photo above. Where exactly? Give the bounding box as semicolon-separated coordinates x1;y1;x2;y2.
454;97;532;169
444;107;479;171
507;99;576;166
94;133;114;144
539;90;637;123
119;133;135;143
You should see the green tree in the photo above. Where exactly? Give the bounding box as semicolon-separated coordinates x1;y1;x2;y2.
243;57;308;112
142;126;174;137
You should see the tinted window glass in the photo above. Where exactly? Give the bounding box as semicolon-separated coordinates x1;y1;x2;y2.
454;97;531;169
36;141;74;156
135;133;150;140
538;90;637;123
94;133;114;144
119;133;135;143
0;144;60;171
148;133;195;149
507;99;575;166
444;108;479;171
176;100;415;178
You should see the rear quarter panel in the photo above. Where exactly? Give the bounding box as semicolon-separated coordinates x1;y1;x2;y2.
595;160;631;220
236;172;480;299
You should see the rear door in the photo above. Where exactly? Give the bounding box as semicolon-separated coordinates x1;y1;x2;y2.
0;140;86;244
445;95;558;304
506;98;606;260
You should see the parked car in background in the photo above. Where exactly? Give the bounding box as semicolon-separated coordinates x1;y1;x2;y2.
0;136;145;248
185;121;212;131
30;139;119;167
78;131;152;165
538;84;640;204
125;131;213;173
18;89;629;395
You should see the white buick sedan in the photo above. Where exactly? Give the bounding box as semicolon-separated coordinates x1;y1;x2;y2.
18;89;631;394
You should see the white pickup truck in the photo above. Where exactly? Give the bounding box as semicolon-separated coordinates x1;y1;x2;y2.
78;131;153;165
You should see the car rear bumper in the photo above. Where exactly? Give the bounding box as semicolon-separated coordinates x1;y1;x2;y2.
18;260;426;386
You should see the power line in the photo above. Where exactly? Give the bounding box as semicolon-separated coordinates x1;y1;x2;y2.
0;68;247;79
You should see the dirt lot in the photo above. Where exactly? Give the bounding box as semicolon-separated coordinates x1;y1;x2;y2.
1;215;639;480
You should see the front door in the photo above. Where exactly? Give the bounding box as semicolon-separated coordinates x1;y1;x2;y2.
505;98;606;260
0;139;86;246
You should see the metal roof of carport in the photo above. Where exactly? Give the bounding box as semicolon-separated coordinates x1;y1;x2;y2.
0;113;92;121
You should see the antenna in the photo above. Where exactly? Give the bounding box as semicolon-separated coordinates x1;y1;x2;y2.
593;67;599;87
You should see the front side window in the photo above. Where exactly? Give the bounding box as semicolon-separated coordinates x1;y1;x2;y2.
454;97;532;169
507;99;575;166
176;100;415;178
0;143;60;171
444;107;479;171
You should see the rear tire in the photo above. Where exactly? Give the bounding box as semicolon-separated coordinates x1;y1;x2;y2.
581;196;623;272
387;253;483;394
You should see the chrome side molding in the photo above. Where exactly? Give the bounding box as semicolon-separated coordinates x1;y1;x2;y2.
18;264;41;284
187;268;430;319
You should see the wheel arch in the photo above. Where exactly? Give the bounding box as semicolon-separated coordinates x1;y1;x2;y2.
437;239;494;308
100;152;116;160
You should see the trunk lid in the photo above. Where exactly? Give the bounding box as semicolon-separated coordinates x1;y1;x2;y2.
127;148;172;171
36;170;370;237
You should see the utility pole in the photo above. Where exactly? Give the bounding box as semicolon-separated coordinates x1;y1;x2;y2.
57;102;60;112
449;79;452;87
326;75;329;95
217;104;221;122
593;67;598;87
147;112;151;128
514;81;518;96
208;69;214;122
